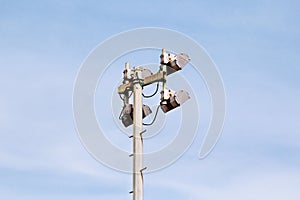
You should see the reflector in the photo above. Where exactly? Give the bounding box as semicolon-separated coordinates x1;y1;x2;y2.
160;50;190;75
141;68;153;79
160;89;190;113
121;104;152;127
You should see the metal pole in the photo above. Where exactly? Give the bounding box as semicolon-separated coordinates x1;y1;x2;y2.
117;49;190;200
133;67;144;200
161;49;168;101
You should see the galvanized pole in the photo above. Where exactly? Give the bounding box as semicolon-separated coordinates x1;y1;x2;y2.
117;49;190;200
132;67;144;200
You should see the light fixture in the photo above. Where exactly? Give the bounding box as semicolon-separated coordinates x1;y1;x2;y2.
121;104;152;127
160;89;190;113
117;49;191;200
160;49;190;75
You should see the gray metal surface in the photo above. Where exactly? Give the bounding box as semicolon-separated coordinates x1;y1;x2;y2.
175;90;190;105
176;53;190;69
141;68;153;79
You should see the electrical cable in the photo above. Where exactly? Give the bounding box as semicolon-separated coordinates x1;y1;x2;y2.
118;107;123;120
118;91;133;120
143;105;160;126
119;94;125;101
119;91;133;101
142;83;159;98
128;91;133;98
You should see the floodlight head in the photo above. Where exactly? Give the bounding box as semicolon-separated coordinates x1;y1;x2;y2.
160;49;190;75
141;68;153;79
121;104;133;127
160;89;190;113
121;104;152;127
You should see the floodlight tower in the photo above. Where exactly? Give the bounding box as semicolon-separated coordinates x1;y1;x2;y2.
118;49;190;200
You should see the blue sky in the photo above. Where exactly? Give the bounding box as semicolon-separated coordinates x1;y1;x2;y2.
1;0;300;199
